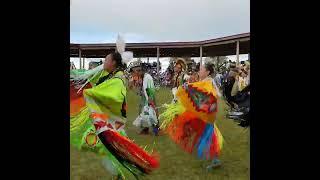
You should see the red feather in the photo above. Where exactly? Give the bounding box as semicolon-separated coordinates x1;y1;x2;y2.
209;130;220;159
100;129;160;173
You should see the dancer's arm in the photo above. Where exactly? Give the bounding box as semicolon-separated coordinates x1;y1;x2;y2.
84;78;126;116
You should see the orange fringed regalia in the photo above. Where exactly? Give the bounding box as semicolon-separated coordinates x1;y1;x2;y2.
160;79;223;160
70;82;92;116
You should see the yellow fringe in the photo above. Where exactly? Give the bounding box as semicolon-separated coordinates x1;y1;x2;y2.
214;123;224;150
159;102;185;129
70;106;91;133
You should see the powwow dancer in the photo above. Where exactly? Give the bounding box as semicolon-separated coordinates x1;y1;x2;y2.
131;62;159;136
160;62;224;170
70;35;159;180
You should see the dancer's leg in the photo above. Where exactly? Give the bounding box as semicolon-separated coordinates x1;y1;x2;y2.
206;155;222;170
140;127;149;134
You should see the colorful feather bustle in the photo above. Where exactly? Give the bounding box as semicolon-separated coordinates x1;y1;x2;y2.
166;111;206;153
161;80;223;160
177;82;218;123
196;124;223;160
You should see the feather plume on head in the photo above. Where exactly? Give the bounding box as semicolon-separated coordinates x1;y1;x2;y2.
116;34;126;54
71;34;133;93
116;34;133;65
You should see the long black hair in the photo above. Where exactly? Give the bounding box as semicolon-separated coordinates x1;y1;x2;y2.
96;52;125;85
204;62;215;76
110;51;126;71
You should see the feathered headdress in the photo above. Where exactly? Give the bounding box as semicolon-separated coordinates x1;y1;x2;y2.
175;58;187;71
127;59;143;72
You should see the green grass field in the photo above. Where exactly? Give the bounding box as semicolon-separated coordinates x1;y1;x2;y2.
70;88;250;180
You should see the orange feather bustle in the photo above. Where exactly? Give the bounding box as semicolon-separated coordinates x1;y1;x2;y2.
166;111;206;153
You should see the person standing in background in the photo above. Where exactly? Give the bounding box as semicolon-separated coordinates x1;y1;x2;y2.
130;62;160;136
171;58;188;102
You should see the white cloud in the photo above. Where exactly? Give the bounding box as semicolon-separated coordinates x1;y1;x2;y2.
70;0;249;69
71;0;250;42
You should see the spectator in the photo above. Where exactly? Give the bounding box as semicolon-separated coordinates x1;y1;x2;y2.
88;60;103;70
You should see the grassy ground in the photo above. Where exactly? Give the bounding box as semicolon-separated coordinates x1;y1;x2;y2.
70;88;250;180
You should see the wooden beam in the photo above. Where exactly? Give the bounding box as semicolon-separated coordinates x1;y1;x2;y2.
70;36;250;58
202;38;250;47
77;39;250;50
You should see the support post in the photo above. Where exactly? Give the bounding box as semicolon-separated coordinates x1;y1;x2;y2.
200;45;203;65
82;57;85;69
79;49;82;69
156;47;160;75
217;56;220;72
236;41;240;65
147;57;149;63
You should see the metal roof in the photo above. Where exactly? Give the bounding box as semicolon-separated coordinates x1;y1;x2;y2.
70;32;250;58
